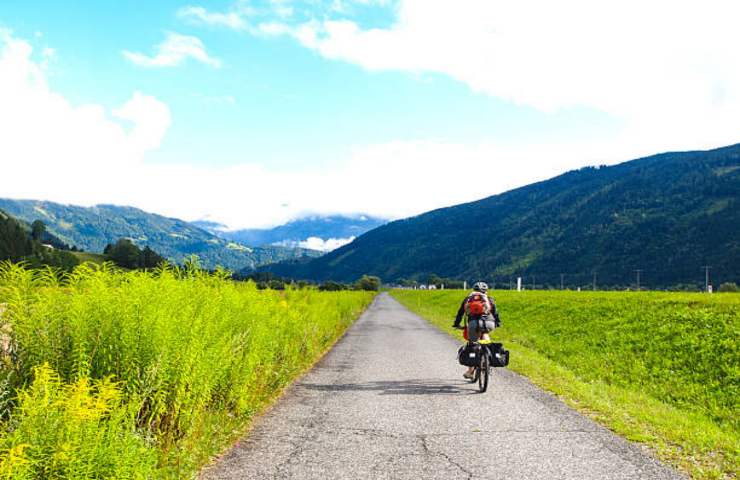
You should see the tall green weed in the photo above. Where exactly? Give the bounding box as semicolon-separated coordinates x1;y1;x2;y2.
0;364;155;480
0;262;374;477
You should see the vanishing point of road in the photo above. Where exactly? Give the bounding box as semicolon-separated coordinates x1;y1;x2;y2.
202;293;684;480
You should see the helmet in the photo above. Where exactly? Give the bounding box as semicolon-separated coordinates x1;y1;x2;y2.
473;281;488;293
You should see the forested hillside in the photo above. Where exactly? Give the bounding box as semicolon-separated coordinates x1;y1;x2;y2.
265;144;740;289
0;210;79;270
0;200;320;270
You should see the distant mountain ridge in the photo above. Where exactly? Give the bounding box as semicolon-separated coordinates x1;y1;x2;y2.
0;199;321;271
264;143;740;288
195;214;387;252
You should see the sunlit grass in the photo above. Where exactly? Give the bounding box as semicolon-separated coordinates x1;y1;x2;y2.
391;289;739;479
0;262;374;478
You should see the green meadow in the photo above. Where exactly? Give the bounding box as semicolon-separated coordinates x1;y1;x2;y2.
391;289;739;479
0;263;374;478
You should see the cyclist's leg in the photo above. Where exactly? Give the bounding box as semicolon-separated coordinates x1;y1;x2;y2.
467;318;481;342
462;319;479;378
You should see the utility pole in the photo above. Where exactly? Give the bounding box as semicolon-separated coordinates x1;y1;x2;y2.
532;275;536;291
592;271;597;291
702;266;711;292
560;273;564;290
634;269;642;291
509;276;512;290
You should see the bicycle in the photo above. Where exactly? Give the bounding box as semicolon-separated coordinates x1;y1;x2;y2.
473;339;493;392
456;326;493;393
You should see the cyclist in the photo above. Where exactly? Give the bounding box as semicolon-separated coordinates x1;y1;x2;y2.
453;282;500;379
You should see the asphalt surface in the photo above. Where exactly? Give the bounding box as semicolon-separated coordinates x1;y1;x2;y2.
202;293;684;480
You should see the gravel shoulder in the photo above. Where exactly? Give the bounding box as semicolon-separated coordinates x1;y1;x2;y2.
201;293;684;480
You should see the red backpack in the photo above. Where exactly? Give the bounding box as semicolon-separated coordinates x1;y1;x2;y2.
465;292;490;317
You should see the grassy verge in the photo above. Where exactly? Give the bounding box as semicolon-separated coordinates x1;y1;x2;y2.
0;263;375;478
391;289;739;479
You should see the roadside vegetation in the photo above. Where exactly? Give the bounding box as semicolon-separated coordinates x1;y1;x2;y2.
391;289;739;479
237;272;381;292
0;262;374;478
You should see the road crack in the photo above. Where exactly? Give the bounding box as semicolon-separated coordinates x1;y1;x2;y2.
419;434;474;479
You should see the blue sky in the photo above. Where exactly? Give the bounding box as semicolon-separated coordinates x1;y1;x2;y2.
1;1;738;228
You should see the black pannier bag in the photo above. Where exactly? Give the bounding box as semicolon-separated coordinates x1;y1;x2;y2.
457;344;480;367
489;342;510;367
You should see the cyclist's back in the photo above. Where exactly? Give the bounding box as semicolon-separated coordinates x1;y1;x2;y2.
453;282;500;379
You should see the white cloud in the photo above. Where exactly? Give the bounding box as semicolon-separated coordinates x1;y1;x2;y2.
123;32;221;68
266;0;294;19
301;237;355;251
276;236;357;251
177;5;250;29
107;137;651;230
0;30;170;201
39;47;55;68
113;92;172;151
0;28;737;236
295;1;740;111
223;0;740;152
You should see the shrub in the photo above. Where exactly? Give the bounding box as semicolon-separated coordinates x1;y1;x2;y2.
319;281;347;291
0;262;374;477
355;275;381;291
0;364;156;479
106;239;165;269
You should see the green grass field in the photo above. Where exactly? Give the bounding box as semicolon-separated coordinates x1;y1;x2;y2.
0;263;375;478
391;289;739;479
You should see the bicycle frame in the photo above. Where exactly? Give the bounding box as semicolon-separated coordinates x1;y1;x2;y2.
469;319;494;392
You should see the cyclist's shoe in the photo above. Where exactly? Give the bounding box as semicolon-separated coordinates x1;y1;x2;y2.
463;371;475;380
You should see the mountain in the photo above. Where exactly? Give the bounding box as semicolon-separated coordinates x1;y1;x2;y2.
263;144;740;289
195;214;387;252
0;199;321;271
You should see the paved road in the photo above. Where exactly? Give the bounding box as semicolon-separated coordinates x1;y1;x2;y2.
202;293;683;480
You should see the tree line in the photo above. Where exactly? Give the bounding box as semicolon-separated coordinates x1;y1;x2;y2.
1;211;168;272
0;213;79;270
235;272;382;291
398;271;740;292
103;239;165;270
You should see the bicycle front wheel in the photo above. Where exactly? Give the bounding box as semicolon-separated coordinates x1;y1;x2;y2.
478;349;489;393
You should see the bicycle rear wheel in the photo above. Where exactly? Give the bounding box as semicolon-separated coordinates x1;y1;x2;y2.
478;348;489;393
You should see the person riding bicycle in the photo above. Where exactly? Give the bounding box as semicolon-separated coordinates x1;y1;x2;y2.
453;282;500;380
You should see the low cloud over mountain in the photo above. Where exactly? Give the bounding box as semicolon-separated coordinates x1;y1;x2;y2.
195;214;386;252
